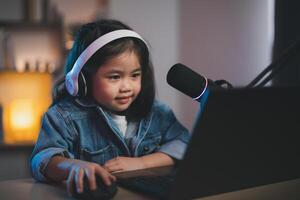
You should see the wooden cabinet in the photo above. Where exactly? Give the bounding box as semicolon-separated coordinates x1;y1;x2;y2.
0;143;34;180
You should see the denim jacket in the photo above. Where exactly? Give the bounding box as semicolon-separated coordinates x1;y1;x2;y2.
30;97;190;181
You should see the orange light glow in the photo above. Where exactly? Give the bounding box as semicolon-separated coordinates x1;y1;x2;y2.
9;99;35;130
0;72;52;144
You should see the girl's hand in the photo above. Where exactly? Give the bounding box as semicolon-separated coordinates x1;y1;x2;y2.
104;156;146;173
66;160;116;196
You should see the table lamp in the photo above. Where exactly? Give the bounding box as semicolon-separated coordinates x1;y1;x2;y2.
0;72;52;144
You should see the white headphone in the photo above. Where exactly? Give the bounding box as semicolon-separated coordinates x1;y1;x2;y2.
65;29;149;96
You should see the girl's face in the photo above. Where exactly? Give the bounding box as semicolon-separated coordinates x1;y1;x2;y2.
92;50;142;112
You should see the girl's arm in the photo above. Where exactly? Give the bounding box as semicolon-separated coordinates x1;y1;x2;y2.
45;156;79;181
45;156;116;195
104;152;174;173
140;152;175;168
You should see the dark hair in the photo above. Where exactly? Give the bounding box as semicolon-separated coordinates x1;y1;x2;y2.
53;19;155;119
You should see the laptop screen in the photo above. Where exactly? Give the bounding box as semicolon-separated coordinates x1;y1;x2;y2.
170;87;300;199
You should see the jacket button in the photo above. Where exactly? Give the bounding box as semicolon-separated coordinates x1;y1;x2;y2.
143;146;149;152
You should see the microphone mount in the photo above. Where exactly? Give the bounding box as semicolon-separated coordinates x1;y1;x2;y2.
247;37;300;88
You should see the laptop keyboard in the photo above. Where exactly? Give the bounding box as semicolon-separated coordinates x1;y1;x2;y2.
117;172;176;199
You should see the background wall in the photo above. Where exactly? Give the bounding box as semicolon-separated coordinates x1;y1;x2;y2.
178;0;274;129
108;0;274;130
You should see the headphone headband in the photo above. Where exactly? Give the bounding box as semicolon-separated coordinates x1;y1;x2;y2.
65;29;148;96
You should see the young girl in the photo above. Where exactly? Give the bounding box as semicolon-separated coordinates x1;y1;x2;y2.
30;19;190;195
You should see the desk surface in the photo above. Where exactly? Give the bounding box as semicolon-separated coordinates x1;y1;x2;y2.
0;178;153;200
0;178;300;200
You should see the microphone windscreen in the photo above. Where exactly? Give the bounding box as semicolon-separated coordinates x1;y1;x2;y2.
167;63;207;99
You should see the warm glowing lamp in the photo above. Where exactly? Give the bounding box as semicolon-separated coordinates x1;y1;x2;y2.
0;72;52;144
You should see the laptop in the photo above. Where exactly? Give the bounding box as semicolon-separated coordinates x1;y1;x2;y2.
116;87;300;199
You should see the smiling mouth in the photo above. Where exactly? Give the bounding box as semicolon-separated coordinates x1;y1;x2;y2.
116;95;132;100
115;95;133;104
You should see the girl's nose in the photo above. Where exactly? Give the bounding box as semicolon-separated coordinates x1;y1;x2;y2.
119;79;132;92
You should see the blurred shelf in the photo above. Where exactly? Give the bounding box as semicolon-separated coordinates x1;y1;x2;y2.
0;21;63;30
0;20;66;78
0;141;34;151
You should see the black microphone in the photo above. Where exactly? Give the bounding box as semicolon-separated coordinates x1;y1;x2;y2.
167;63;221;102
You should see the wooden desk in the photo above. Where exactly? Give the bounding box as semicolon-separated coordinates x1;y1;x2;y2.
0;178;299;200
0;178;153;200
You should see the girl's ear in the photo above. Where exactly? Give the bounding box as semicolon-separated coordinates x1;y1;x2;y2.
77;72;88;97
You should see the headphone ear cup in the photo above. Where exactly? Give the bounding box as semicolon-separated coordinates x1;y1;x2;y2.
78;72;88;96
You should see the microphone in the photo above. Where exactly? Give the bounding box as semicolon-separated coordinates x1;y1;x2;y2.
167;63;219;102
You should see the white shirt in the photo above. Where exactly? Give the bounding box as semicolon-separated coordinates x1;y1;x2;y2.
110;113;128;137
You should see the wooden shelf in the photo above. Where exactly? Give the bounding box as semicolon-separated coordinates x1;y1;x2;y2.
0;20;66;76
0;141;34;151
0;21;62;30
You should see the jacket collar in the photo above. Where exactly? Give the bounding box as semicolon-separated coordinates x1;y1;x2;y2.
74;96;153;147
74;97;97;108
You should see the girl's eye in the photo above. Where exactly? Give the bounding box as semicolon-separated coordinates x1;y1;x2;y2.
132;73;141;78
108;75;120;80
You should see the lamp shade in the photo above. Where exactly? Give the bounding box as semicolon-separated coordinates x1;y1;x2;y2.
0;72;52;144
